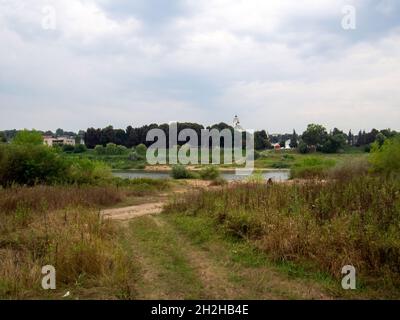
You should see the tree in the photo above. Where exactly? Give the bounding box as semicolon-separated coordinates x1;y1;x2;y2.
135;144;147;157
100;126;116;146
347;130;353;146
370;136;400;175
254;130;271;150
55;128;64;137
12;130;43;146
301;124;328;149
322;133;346;153
0;132;6;143
375;132;386;147
74;144;87;153
290;130;298;148
84;128;101;149
298;141;309;154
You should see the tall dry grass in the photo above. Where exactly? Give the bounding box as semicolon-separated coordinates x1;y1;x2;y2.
0;185;136;299
165;168;400;293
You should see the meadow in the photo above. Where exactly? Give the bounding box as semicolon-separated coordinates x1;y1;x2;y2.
0;135;399;299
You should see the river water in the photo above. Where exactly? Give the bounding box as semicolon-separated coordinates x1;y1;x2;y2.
113;169;290;182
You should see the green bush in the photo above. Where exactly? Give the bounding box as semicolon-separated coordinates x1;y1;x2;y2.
290;157;336;179
135;144;147;156
62;144;75;153
171;165;195;179
370;136;400;175
94;145;105;155
0;144;68;186
198;166;220;180
12;130;43;146
66;158;112;184
94;143;128;155
0;144;112;186
298;141;309;154
74;144;87;153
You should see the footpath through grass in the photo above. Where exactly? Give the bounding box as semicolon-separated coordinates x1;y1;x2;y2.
124;213;345;299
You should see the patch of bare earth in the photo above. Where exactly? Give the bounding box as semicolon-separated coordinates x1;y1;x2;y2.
101;202;164;220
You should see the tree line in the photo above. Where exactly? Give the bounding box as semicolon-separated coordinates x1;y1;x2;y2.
82;122;398;153
1;123;397;154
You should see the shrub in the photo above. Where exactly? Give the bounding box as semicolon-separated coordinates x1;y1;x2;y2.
290;157;336;179
12;130;43;146
74;144;87;153
66;158;112;184
198;166;220;180
135;144;147;157
370;136;400;176
0;144;68;186
165;175;400;294
62;144;75;153
94;145;105;155
171;165;195;179
298;141;309;154
0;144;112;186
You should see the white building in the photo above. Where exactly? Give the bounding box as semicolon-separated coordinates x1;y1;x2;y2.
233;115;244;132
44;136;76;147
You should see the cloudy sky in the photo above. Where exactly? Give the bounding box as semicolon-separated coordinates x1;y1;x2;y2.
0;0;399;133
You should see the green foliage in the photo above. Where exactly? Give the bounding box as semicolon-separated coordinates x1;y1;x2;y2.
0;132;6;143
94;143;128;155
171;165;195;179
301;124;328;148
130;144;147;161
12;130;43;146
370;136;400;175
321;133;346;153
62;144;75;153
73;144;87;153
66;158;112;184
135;144;147;156
290;157;336;179
198;166;220;180
0;144;112;186
0;144;67;186
375;132;387;147
166;174;400;293
289;130;298;148
94;145;104;154
298;141;309;154
254;130;271;150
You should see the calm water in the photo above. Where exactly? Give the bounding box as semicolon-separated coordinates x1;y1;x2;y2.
113;169;289;182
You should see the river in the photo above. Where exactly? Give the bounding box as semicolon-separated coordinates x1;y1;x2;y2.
113;169;290;182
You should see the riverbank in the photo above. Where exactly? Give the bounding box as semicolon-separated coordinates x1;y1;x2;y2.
1;174;399;299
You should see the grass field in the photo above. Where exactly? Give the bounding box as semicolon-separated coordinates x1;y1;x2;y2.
63;147;368;171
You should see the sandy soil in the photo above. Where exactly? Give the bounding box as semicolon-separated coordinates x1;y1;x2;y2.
101;202;165;220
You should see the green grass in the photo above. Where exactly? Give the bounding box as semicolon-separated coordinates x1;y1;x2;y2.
127;217;205;299
255;149;367;170
63;147;367;171
164;213;344;298
164;173;400;299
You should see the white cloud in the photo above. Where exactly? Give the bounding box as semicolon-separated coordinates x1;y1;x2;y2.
0;0;399;132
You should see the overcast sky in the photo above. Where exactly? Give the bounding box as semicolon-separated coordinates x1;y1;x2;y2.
1;0;399;133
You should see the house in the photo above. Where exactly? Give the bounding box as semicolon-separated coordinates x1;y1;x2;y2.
43;136;76;147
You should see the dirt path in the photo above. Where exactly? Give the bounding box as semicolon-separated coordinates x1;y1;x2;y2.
126;215;333;300
100;180;212;221
101;202;164;220
101;180;335;299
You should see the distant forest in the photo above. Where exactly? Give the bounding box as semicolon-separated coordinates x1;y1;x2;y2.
0;122;398;152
